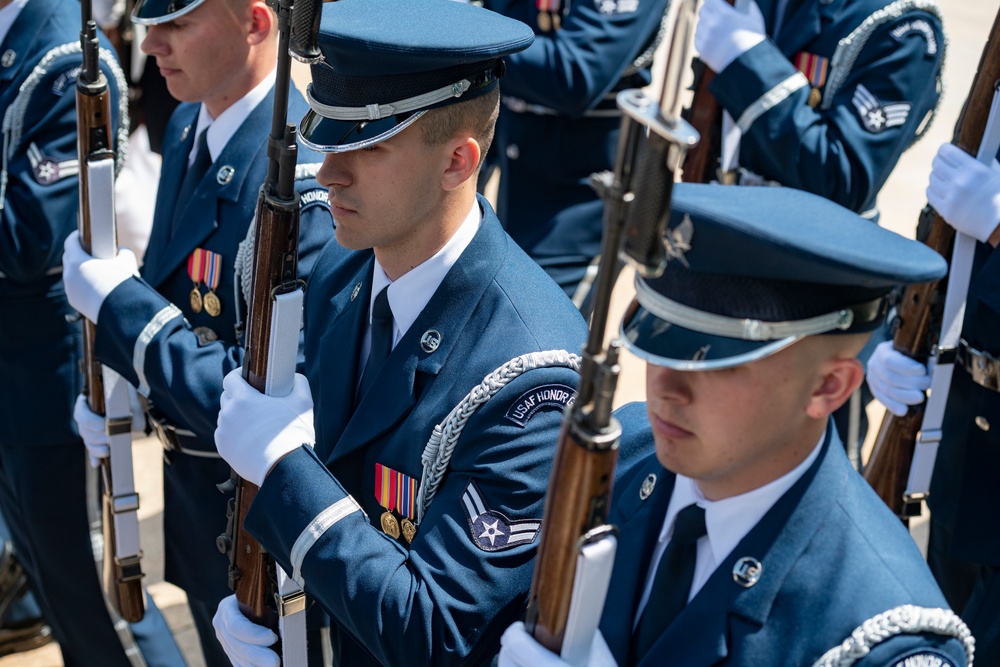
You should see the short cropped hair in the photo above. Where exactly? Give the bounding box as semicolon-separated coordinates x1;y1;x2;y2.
418;86;500;170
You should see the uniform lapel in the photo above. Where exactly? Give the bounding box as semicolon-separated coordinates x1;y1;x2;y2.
601;460;675;666
636;430;842;666
312;259;373;463
0;0;50;90
328;197;502;465
141;106;198;286
772;0;825;57
145;89;273;287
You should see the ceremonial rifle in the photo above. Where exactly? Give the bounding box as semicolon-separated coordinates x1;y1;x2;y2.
679;0;735;184
524;0;699;659
217;0;323;639
864;7;1000;521
76;0;145;622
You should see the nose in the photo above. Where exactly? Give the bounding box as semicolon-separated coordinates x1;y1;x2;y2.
646;364;691;403
140;25;166;57
317;153;352;188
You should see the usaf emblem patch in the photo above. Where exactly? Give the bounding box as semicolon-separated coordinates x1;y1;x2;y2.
505;383;575;427
852;84;911;133
461;481;541;552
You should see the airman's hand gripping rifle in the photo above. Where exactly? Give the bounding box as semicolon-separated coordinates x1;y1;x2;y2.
76;0;145;623
216;0;323;661
524;0;699;661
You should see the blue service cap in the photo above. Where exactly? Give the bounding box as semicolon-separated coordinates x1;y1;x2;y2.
132;0;206;24
621;184;948;370
298;0;534;153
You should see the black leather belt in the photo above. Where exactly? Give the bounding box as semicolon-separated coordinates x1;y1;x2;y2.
958;339;1000;393
146;411;221;460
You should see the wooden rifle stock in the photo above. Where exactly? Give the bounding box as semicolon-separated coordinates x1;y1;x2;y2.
864;7;1000;519
525;0;699;653
679;0;734;184
76;3;145;622
218;0;323;634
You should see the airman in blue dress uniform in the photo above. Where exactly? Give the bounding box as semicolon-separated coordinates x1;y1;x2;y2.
0;0;184;664
62;0;334;663
868;141;1000;665
499;184;973;667
482;0;670;300
695;0;944;216
210;0;589;664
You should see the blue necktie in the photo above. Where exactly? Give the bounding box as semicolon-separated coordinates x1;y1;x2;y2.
630;503;707;665
358;286;393;402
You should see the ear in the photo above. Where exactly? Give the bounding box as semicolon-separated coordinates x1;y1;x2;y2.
440;137;481;192
247;1;274;45
805;357;864;420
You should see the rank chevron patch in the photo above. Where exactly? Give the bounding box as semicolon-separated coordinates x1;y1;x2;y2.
851;84;911;134
461;480;541;552
27;142;78;185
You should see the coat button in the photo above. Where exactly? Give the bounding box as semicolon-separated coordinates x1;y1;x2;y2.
506;144;520;160
975;415;990;431
1;50;15;68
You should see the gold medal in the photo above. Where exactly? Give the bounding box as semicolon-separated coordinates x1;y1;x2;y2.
190;286;203;314
380;511;400;539
551;12;561;30
536;10;551;32
203;290;222;317
400;518;417;544
807;87;822;109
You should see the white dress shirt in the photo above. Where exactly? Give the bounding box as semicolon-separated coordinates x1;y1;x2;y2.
359;199;483;377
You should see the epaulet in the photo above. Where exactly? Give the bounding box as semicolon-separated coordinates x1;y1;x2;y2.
0;42;128;209
415;350;581;523
821;0;945;141
809;605;974;667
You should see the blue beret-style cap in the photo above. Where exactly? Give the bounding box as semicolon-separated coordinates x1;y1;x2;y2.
299;0;534;152
132;0;206;24
621;184;948;370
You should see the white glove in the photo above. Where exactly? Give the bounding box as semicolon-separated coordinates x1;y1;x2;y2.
927;143;1000;244
63;230;138;324
695;0;767;73
213;594;279;667
215;368;315;487
74;394;110;468
499;622;618;667
867;341;931;418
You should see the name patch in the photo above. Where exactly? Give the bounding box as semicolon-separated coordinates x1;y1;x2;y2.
505;383;575;427
890;19;938;55
891;650;955;667
300;188;330;210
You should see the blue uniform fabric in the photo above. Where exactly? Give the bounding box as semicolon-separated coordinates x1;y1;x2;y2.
0;1;183;665
91;91;334;662
483;0;669;296
709;0;944;214
600;402;968;666
244;197;589;666
927;239;1000;663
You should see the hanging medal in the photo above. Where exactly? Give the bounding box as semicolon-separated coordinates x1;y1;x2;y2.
188;248;224;317
793;52;829;109
536;0;561;32
187;250;204;314
375;463;420;543
202;250;223;317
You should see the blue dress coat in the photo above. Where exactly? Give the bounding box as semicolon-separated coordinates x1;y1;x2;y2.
709;0;944;214
0;0;183;664
244;197;589;666
484;0;670;295
600;403;969;666
93;91;334;604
